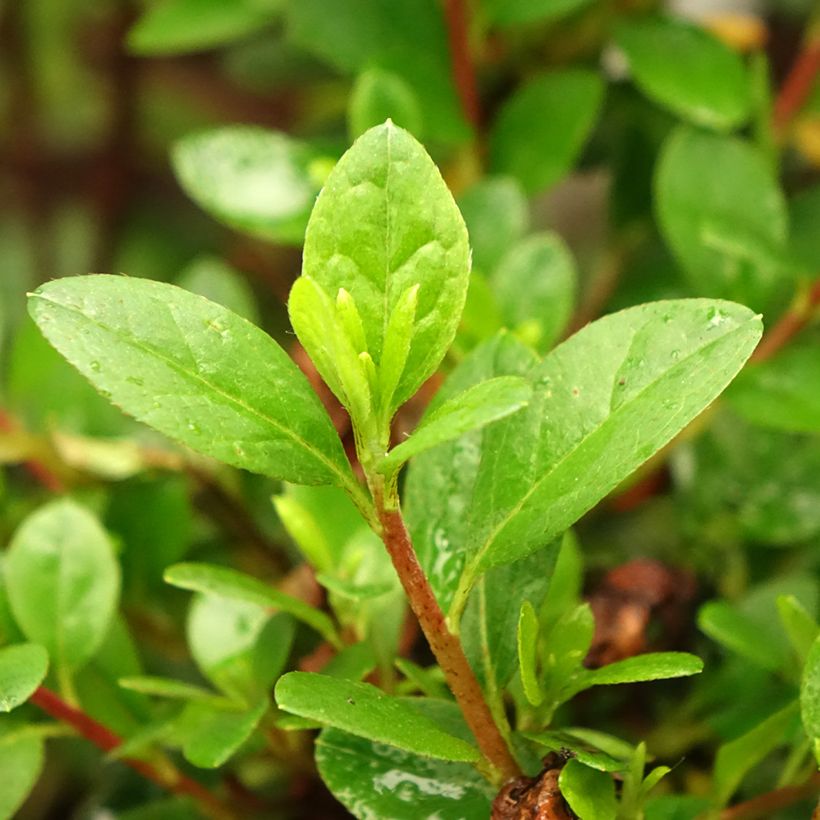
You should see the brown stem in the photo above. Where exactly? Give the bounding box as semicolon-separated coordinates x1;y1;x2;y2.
750;279;820;363
718;771;820;820
376;505;521;782
773;34;820;137
30;686;236;820
443;0;481;128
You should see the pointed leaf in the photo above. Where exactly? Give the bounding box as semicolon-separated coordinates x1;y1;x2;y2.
558;759;617;820
294;121;470;411
29;275;354;488
118;676;238;709
573;653;703;694
5;500;120;673
379;376;531;473
275;673;479;762
165;563;340;646
0;644;48;713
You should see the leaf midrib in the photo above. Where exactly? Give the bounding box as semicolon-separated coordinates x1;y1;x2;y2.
31;291;353;490
466;317;757;577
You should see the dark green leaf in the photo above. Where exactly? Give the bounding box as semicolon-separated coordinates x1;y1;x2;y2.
315;728;493;819
616;16;750;131
789;184;820;273
29;275;355;489
0;644;48;713
275;673;479;762
558;759;617;820
5;500;120;673
484;0;594;27
490;70;604;194
173;127;324;244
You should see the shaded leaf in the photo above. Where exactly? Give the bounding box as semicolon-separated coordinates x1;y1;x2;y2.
0;722;44;820
801;636;820;743
484;0;593;26
524;730;627;772
777;595;819;663
558;759;617;820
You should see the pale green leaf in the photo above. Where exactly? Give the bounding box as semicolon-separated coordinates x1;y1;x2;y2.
616;15;750;131
29;275;354;489
490;70;604;194
275;673;479;762
294;121;471;411
379;376;531;473
172;127;324;244
559;759;617;820
518;601;543;707
165;563;340;646
5;500;120;673
0;645;48;713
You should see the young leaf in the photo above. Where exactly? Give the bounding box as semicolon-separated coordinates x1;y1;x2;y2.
713;701;800;806
0;723;44;819
518;601;543;707
5;500;120;673
165;563;340;647
378;376;531;473
29;275;355;489
572;653;703;694
616;16;750;131
172;127;324;245
801;636;820;746
118;676;239;709
348;68;423;140
655;127;789;312
315;728;494;819
558;759;617;820
491;232;577;352
489;70;604;194
128;0;276;55
462;300;761;579
0;644;48;712
294;121;471;412
275;673;479;762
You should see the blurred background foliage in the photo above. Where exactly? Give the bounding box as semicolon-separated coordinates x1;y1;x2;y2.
1;0;820;817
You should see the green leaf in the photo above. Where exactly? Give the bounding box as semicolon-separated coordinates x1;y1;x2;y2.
118;676;238;709
489;70;604;194
29;275;355;489
558;759;617;820
178;697;268;768
573;652;703;693
294;122;471;412
379;376;531;473
0;722;44;820
655;127;790;312
789;184;820;273
322;643;377;682
778;595;819;663
461;300;761;581
726;344;820;433
166;563;340;647
523;730;628;772
542;603;596;704
315;728;493;819
518;600;543;707
698;601;785;672
801;636;820;743
0;644;48;713
713;701;800;806
616;16;750;131
457;176;529;275
128;0;277;55
406;333;539;612
275;673;479;762
177;255;260;324
491;232;577;352
5;500;120;673
172;127;324;245
484;0;594;26
349;68;423;140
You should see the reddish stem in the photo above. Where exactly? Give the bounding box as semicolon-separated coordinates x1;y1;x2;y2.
0;410;64;492
750;279;820;363
773;37;820;136
718;771;820;820
443;0;481;128
377;506;520;782
30;686;235;820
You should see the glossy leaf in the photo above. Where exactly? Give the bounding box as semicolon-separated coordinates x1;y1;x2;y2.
655;127;789;312
379;376;531;473
173;126;324;244
558;759;617;820
128;0;277;55
5;500;120;673
294;122;471;411
490;70;604;194
166;563;339;646
573;653;703;693
275;673;479;762
349;68;422;140
491;232;577;352
0;723;44;819
0;644;48;713
616;16;750;131
461;300;761;581
316;728;493;819
517;601;543;706
801;636;820;743
29;275;354;488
